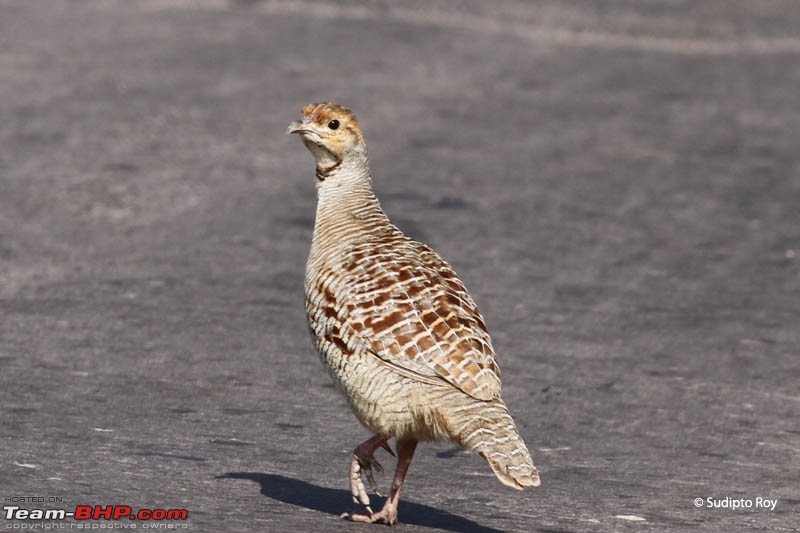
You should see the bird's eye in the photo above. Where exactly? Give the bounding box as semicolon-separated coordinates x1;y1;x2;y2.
328;119;340;130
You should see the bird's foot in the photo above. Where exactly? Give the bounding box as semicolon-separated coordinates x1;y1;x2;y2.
342;501;398;526
350;438;391;508
344;437;416;527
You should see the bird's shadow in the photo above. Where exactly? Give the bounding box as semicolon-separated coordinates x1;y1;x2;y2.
219;472;503;532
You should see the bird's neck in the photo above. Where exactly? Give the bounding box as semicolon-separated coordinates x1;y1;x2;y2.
311;156;394;255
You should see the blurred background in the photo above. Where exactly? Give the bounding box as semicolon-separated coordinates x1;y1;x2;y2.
1;1;798;531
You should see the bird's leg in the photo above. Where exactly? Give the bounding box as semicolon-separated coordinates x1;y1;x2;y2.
346;434;391;514
346;438;418;525
365;441;396;496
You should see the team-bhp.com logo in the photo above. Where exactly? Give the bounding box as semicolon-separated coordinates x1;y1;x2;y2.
4;504;188;522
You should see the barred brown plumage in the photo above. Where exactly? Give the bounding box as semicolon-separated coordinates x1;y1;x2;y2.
287;102;540;525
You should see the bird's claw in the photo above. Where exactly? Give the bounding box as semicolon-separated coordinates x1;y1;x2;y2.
350;449;386;506
382;441;396;457
342;505;398;526
364;466;382;497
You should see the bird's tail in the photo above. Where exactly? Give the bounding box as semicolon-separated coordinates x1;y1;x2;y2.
451;398;540;489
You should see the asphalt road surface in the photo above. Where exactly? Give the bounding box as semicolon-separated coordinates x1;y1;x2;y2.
1;1;798;531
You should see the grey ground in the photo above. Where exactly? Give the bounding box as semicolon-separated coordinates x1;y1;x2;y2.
1;1;799;531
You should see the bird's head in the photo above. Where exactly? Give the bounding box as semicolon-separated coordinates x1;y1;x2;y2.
286;102;367;176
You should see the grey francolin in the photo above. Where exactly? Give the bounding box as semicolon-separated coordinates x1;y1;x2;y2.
287;102;540;525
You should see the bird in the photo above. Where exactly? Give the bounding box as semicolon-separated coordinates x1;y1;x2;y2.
287;102;540;525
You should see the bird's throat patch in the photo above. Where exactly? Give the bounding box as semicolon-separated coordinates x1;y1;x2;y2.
316;160;342;182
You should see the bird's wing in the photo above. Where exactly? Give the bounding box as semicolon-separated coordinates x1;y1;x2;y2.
341;238;502;401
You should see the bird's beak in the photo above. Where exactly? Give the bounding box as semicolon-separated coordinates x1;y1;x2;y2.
286;119;308;135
